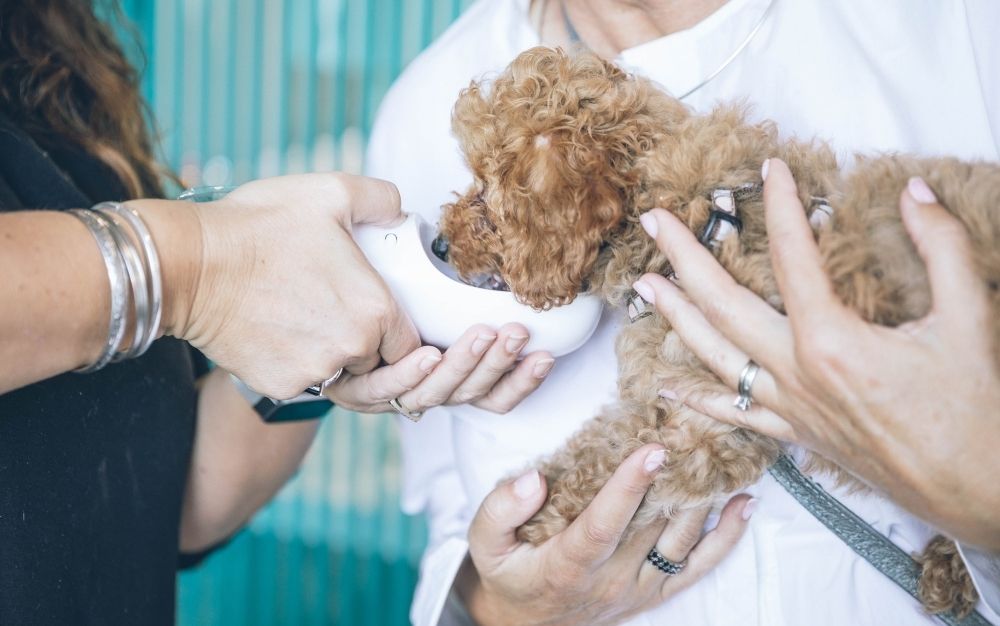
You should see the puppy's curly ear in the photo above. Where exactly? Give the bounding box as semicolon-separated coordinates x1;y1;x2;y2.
501;210;618;311
439;190;503;280
499;151;627;310
452;81;496;180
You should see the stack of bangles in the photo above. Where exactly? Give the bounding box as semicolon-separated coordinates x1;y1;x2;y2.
70;202;163;372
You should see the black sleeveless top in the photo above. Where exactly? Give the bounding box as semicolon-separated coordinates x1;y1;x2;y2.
0;112;200;626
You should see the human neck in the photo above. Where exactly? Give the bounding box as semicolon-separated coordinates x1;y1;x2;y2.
537;0;729;58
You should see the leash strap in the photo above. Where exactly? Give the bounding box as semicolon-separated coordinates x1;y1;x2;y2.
769;454;992;626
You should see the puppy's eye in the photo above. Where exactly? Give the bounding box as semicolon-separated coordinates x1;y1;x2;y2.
475;215;496;234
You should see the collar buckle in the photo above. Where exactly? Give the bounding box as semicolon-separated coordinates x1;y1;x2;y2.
699;187;744;248
627;290;653;323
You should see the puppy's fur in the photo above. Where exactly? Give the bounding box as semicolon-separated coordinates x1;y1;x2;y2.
440;47;998;617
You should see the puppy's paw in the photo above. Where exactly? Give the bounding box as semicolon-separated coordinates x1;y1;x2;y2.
916;535;979;618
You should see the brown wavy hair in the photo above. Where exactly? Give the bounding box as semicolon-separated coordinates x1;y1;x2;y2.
0;0;164;198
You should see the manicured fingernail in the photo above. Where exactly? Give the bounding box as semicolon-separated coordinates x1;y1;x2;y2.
643;448;667;474
632;280;655;304
505;334;529;354
513;470;541;499
471;333;496;356
419;355;442;372
907;177;937;204
639;212;658;238
742;498;759;521
658;389;679;401
532;358;555;378
761;158;770;181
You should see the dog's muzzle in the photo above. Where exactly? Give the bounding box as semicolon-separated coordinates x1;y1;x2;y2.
466;273;510;291
431;232;510;291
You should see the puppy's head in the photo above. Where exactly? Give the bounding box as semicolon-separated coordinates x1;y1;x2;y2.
439;47;685;310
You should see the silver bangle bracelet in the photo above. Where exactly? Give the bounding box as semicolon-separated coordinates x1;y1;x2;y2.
97;208;150;362
98;202;163;357
70;209;130;372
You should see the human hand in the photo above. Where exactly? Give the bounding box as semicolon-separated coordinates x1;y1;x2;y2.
633;158;1000;549
326;322;555;415
457;444;755;626
146;173;420;399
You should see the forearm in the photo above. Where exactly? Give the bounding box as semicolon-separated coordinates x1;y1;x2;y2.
0;211;111;392
179;367;319;552
0;201;199;394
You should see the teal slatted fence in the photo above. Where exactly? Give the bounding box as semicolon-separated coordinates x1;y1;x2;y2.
114;1;476;623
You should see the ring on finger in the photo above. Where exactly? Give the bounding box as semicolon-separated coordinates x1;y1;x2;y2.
646;548;686;576
389;397;423;422
733;359;760;411
305;367;345;396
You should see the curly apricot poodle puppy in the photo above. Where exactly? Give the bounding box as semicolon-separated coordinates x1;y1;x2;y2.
437;46;999;618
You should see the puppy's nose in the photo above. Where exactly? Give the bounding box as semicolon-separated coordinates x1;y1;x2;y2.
431;233;450;262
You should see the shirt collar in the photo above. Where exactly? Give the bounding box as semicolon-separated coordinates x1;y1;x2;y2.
508;0;773;101
616;0;772;100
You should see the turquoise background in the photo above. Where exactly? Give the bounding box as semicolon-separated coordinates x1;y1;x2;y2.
115;1;476;624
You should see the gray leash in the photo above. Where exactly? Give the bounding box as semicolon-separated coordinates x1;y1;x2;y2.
769;454;992;625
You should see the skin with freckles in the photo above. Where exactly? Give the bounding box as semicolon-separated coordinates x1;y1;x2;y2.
440;46;1000;617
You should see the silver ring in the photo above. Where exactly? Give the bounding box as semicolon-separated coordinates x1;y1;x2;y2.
305;367;344;396
388;397;423;422
646;548;686;576
733;359;760;411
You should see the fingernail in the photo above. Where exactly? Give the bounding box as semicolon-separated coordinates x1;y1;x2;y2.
643;448;667;474
658;389;679;401
632;280;655;304
471;333;496;356
514;470;541;499
907;177;937;204
639;212;658;238
742;497;759;521
505;334;529;354
532;358;555;378
761;158;770;181
419;354;442;372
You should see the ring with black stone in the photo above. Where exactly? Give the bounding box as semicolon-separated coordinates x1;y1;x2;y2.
646;548;686;576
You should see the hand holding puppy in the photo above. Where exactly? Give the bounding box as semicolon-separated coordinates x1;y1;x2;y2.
458;444;754;625
634;158;1000;550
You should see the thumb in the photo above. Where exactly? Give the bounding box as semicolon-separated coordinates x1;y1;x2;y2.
378;297;421;365
343;175;404;227
468;470;548;573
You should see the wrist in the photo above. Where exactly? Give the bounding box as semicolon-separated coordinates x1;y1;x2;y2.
455;558;524;626
126;199;203;339
881;433;1000;549
456;557;494;626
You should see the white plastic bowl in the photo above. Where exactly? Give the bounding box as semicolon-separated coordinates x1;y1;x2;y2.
353;214;604;357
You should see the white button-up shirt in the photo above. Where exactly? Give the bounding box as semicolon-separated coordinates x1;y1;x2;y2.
366;1;1000;623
